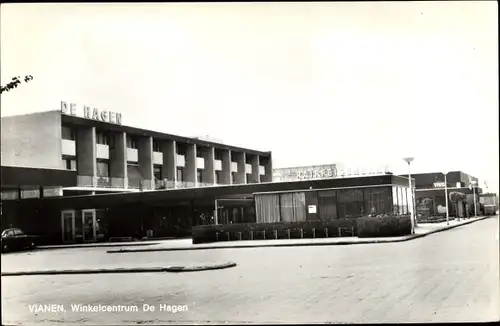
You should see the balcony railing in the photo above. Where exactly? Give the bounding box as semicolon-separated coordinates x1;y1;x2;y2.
128;178;154;190
175;181;197;189
96;176;111;187
77;175;95;187
77;176;127;189
197;182;215;188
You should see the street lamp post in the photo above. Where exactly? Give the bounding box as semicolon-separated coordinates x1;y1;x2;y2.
443;171;450;225
471;180;477;218
403;157;415;234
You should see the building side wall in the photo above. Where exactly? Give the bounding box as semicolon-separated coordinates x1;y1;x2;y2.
1;111;62;169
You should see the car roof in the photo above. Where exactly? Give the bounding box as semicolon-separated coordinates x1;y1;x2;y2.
2;228;22;232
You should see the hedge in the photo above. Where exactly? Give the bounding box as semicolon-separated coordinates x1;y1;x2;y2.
356;215;412;238
192;219;358;244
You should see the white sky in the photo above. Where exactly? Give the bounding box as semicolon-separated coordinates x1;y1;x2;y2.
1;2;498;192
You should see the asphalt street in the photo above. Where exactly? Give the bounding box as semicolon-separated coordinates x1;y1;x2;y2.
1;216;499;324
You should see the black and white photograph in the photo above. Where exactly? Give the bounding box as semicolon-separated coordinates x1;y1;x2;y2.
1;1;499;324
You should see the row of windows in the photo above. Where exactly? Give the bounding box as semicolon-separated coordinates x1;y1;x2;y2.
62;126;254;160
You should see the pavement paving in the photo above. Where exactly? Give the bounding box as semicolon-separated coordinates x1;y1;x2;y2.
105;215;492;253
1;216;498;324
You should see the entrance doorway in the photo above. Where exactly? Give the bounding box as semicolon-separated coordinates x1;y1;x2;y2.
61;210;76;243
82;209;97;242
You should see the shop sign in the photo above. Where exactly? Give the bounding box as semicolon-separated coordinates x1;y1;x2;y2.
433;182;446;188
295;165;389;180
61;101;122;125
308;205;317;214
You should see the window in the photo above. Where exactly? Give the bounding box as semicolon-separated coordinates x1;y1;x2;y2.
153;139;161;152
196;150;203;158
215;171;221;184
337;189;364;218
96;161;110;177
397;187;405;215
197;170;202;183
176;146;186;156
61;125;76;140
64;159;77;171
364;187;391;216
96;131;109;145
176;167;184;182
214;150;223;161
3;230;15;237
13;229;24;236
126;135;137;149
154;166;162;180
318;190;337;220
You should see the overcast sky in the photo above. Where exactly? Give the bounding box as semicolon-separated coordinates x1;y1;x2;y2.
1;2;498;192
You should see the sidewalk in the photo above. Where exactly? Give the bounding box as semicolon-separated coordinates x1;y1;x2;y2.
106;215;495;253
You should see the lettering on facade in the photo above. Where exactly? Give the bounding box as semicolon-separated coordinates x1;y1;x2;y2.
292;165;389;180
433;182;446;188
61;101;122;125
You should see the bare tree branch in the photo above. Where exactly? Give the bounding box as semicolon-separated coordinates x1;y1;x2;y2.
0;75;34;94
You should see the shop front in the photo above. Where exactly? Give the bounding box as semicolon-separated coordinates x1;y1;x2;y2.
254;185;412;223
60;208;107;243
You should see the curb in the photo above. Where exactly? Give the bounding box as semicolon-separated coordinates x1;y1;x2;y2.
1;262;237;277
36;242;161;250
106;216;494;254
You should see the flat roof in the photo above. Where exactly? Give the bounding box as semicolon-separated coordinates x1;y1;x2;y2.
60;113;270;156
20;174;411;210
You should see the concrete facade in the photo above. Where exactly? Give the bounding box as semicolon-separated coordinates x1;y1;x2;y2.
1;110;272;194
221;150;232;185
76;126;96;177
185;143;197;184
162;140;177;183
137;136;154;189
109;132;127;182
233;152;247;184
198;146;215;185
1;111;63;169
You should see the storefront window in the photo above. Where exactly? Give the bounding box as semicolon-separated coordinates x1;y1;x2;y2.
392;186;399;215
397;187;404;215
318;190;337;220
401;187;408;214
337;189;364;218
364;187;391;216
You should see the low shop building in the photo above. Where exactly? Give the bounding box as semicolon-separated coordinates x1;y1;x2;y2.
1;172;413;245
410;171;482;219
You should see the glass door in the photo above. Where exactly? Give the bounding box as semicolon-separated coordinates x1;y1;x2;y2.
61;210;76;243
82;209;96;242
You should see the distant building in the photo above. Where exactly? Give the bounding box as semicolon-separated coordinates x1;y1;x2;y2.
407;171;482;218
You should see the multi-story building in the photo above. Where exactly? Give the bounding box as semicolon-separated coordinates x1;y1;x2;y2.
1;102;272;199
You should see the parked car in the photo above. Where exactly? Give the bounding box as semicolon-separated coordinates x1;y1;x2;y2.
1;228;38;253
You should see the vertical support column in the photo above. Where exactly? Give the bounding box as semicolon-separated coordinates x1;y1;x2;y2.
233;152;246;184
110;131;127;189
185;143;196;185
138;136;154;189
162;140;177;187
248;154;260;183
221;149;231;185
200;146;215;185
261;152;273;182
76;126;96;186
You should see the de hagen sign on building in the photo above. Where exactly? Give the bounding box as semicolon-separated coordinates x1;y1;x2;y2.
60;101;122;125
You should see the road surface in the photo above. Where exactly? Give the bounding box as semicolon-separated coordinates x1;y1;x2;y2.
2;216;499;324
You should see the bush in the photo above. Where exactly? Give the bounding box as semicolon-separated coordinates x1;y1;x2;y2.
192;219;359;244
356;215;412;238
